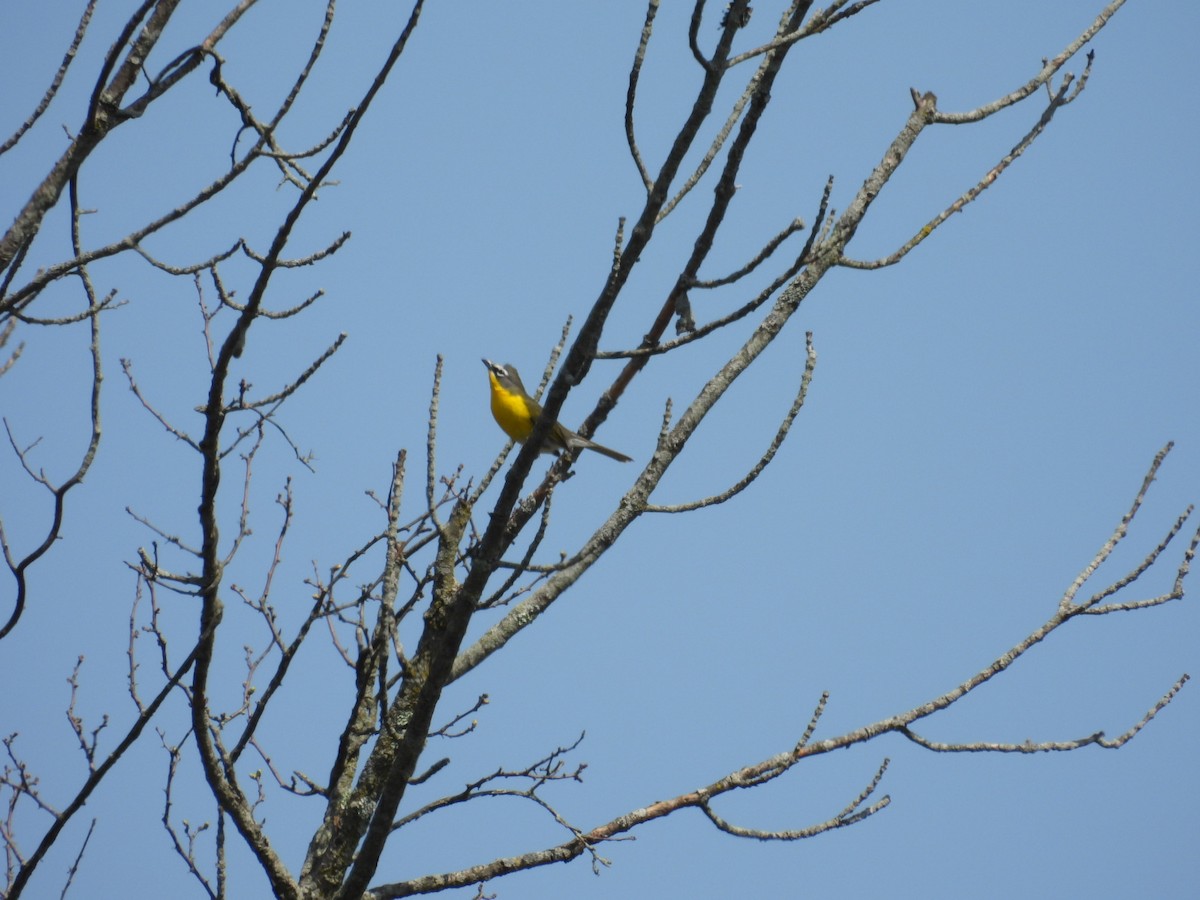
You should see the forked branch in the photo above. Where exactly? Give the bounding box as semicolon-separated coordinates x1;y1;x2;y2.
841;55;1094;270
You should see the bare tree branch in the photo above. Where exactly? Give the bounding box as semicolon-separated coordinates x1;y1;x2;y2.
646;330;817;512
840;57;1093;270
0;182;103;638
0;0;97;156
624;1;659;192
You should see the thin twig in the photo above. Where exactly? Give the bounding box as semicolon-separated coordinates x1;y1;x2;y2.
647;331;816;512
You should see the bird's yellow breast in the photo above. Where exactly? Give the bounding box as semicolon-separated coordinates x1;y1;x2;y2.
488;372;537;442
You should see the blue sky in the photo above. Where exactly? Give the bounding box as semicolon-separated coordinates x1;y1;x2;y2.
1;1;1197;897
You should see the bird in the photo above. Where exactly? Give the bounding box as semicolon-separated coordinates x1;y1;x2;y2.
482;358;632;462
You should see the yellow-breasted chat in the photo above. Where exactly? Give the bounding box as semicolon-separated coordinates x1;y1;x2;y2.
482;358;632;462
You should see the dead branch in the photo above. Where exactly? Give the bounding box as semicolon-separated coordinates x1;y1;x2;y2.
840;56;1093;270
0;1;97;156
624;1;659;191
646;331;816;512
0;237;102;639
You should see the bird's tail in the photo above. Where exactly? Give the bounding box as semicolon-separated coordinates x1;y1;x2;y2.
572;435;632;463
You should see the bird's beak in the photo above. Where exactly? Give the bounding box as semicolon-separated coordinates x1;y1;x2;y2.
481;358;492;370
